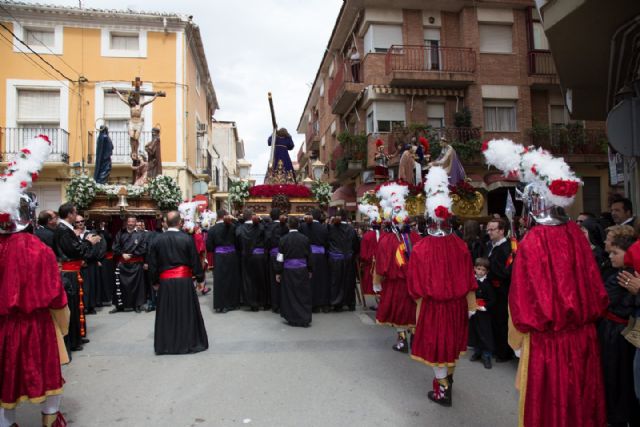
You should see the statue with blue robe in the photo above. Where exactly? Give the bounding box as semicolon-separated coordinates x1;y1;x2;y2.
265;128;296;184
94;126;113;184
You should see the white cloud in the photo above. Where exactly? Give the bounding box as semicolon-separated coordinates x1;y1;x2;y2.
21;0;341;179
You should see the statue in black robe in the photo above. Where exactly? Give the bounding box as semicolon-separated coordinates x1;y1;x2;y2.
93;126;113;184
236;214;269;311
206;215;241;312
327;214;359;311
276;218;312;327
299;210;330;312
148;227;208;355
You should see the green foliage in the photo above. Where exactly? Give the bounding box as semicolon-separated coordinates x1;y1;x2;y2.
337;131;368;161
228;180;250;206
311;180;331;206
66;175;97;210
147;175;182;210
454;107;472;128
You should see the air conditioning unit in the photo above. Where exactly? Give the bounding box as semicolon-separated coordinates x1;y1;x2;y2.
197;122;208;135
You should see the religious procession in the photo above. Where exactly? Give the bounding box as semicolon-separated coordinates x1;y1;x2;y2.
1;1;640;426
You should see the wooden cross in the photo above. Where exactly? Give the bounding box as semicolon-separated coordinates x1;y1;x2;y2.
104;76;166;98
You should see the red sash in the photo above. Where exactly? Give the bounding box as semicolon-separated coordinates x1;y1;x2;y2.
121;256;145;264
604;311;628;325
476;298;486;308
104;251;114;260
61;259;83;272
160;266;193;280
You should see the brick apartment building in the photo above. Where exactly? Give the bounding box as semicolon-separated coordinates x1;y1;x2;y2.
296;0;614;218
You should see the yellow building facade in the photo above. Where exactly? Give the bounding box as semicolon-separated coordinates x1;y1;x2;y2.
0;2;218;212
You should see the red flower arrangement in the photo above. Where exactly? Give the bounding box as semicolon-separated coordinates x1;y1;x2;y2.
31;172;39;182
249;184;312;198
481;139;490;152
20;148;31;155
434;205;451;220
20;181;27;188
531;165;537;175
448;180;476;201
548;179;579;197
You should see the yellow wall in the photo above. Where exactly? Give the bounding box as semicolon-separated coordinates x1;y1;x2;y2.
0;22;180;164
185;41;209;171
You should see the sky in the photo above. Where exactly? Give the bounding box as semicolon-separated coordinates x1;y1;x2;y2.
22;0;343;178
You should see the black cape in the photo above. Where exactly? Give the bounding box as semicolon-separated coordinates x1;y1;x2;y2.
276;231;312;326
327;222;359;309
148;230;208;355
113;229;148;310
80;231;106;311
206;222;241;310
487;239;513;360
468;277;496;353
299;220;330;308
237;222;268;309
266;221;288;311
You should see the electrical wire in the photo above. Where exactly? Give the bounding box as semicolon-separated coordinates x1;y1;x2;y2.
0;21;75;82
0;4;82;78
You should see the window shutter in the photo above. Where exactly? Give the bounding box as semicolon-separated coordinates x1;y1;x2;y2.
111;33;139;50
549;105;566;125
372;24;403;51
17;90;60;123
104;93;130;119
479;24;512;53
427;103;445;118
424;28;441;42
25;28;54;48
376;101;406;121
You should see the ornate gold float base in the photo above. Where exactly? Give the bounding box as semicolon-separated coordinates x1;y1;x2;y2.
451;192;484;217
243;197;317;216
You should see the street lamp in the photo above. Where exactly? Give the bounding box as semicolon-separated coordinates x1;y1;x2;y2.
302;177;314;188
311;159;325;181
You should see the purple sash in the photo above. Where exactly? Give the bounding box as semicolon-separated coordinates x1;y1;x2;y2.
270;248;279;256
215;245;235;254
311;245;325;254
329;251;351;260
252;247;265;255
284;258;307;269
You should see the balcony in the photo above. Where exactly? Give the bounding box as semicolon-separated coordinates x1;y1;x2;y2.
305;120;320;151
195;135;211;179
87;130;151;164
385;45;476;87
0;127;69;163
528;50;559;86
527;125;608;158
327;58;365;115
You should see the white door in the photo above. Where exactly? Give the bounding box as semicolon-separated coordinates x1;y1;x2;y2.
31;184;62;214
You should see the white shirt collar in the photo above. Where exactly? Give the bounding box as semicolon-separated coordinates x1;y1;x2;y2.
622;217;635;225
216;220;224;224
167;227;181;232
476;275;487;282
492;237;507;247
289;229;299;233
59;219;74;231
313;220;319;223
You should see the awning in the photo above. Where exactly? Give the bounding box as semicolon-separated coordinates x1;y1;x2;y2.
356;182;377;198
372;85;465;97
330;184;357;211
483;172;519;192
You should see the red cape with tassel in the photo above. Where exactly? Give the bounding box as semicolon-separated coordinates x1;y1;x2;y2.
510;222;608;427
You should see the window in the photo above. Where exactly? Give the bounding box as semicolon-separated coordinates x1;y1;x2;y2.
101;29;147;57
424;28;441;70
366;101;406;133
195;69;201;95
550;105;568;127
17;89;60;127
25;28;55;49
103;93;130;131
532;22;549;50
483;100;516;132
479;24;512;53
364;24;403;53
427;103;445;128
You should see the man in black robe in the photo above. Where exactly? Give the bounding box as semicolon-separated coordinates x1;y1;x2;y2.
111;215;148;313
236;209;268;311
327;209;359;312
35;209;57;249
148;210;208;355
299;208;330;312
266;208;288;313
206;210;241;313
276;216;312;327
97;221;115;306
485;218;513;362
77;216;106;315
53;202;101;352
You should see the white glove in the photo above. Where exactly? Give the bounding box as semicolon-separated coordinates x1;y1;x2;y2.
514;349;522;358
373;283;382;293
468;310;476;319
477;306;487;312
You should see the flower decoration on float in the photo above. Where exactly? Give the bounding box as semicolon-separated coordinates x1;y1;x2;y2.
0;135;52;233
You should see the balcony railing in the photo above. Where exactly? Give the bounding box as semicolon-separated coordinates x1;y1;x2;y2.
87;130;151;164
1;127;69;163
528;126;608;155
305;120;319;143
327;57;362;107
528;51;557;75
195;135;210;176
385;45;476;75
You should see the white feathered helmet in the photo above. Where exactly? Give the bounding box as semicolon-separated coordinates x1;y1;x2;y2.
482;138;581;225
0;135;51;233
357;199;381;226
423;166;453;236
376;182;410;226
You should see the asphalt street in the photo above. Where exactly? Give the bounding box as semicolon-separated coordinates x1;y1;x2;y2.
19;278;519;427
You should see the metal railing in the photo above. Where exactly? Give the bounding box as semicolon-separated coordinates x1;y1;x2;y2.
327;57;362;107
385;45;476;75
305;120;319;143
528;126;608;155
528;51;557;75
87;130;151;163
1;127;69;163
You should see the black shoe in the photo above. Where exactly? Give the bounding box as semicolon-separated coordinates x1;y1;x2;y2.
482;355;492;369
321;306;331;313
145;306;155;313
222;307;229;313
85;308;97;315
427;378;452;407
251;306;259;312
215;308;223;313
263;304;271;311
135;306;142;313
108;307;123;314
271;307;280;314
470;352;482;362
392;337;408;353
71;345;84;351
81;338;90;344
312;307;320;314
348;306;356;312
333;306;343;313
495;355;513;363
